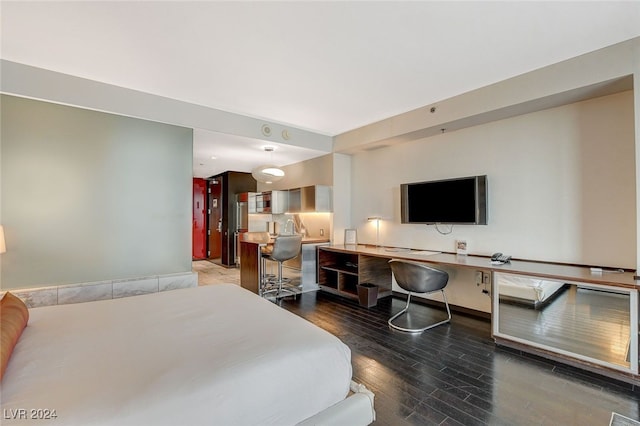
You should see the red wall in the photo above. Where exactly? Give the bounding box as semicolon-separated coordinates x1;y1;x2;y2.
192;178;207;259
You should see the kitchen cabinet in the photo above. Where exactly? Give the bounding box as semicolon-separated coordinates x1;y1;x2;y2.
248;192;257;214
288;185;332;213
255;190;288;214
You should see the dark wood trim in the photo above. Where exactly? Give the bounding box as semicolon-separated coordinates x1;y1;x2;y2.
239;241;260;294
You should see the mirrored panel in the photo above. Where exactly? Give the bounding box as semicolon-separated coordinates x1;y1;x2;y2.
494;272;634;372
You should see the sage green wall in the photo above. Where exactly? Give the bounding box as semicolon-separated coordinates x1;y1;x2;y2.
1;95;193;289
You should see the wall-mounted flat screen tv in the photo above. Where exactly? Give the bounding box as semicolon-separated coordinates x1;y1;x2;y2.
401;175;487;225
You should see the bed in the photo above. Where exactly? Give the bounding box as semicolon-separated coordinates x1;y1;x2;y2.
497;273;567;309
0;284;375;425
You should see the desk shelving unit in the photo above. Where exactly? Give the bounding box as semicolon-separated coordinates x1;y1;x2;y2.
317;247;392;300
317;244;640;385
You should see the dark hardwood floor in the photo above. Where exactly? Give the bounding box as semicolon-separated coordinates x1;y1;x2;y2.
278;291;640;426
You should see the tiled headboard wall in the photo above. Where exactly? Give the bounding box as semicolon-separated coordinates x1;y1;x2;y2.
8;272;198;308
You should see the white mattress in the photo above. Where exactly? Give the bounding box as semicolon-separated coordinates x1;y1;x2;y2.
497;274;565;304
1;284;352;425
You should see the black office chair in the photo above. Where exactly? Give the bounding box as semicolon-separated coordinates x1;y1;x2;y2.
262;234;302;299
388;259;451;333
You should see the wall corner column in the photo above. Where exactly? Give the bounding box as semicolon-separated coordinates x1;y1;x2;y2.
634;39;640;275
331;153;352;244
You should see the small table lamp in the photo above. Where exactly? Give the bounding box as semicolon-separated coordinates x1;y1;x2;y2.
367;217;382;247
0;225;6;254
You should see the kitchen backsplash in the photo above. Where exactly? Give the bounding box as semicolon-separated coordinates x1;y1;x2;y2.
248;212;331;238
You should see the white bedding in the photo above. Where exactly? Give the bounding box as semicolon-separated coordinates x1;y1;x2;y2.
1;284;353;425
497;274;566;304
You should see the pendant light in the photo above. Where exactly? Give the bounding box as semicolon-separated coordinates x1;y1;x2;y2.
252;146;285;184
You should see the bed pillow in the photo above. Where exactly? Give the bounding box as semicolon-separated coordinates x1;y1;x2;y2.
1;292;29;381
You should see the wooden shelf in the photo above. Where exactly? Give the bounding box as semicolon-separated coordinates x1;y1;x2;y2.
320;264;358;276
319;285;357;300
318;247;392;300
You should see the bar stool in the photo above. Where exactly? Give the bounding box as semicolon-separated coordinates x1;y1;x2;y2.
262;235;302;299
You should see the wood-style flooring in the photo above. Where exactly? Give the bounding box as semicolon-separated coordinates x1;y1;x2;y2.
279;291;640;425
194;261;640;425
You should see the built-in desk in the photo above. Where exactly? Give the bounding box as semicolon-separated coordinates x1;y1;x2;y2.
318;244;639;384
320;244;637;288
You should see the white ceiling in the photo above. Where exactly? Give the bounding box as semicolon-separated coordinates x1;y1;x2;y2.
191;129;327;179
2;1;640;177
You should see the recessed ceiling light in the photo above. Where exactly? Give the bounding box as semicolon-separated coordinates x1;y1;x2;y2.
210;156;217;160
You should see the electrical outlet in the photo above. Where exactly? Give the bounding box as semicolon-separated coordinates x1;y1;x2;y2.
483;272;491;285
475;271;483;286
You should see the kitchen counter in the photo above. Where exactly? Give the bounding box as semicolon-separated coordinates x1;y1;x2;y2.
262;236;328;244
301;237;330;244
247;234;329;244
239;238;329;295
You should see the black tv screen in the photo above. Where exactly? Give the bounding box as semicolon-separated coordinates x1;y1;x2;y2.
401;175;487;225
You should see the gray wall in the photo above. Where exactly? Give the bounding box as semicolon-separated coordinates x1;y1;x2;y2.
347;91;635;313
1;95;193;289
350;91;636;266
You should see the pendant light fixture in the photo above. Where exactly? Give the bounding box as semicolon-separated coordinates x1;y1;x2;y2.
252;146;285;184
